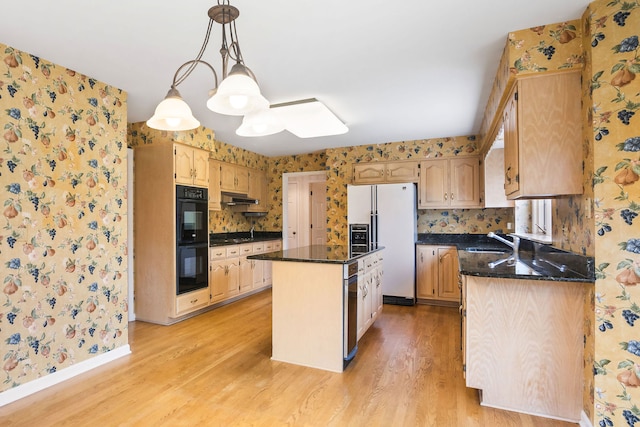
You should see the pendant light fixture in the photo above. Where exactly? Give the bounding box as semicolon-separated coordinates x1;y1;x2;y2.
147;1;271;131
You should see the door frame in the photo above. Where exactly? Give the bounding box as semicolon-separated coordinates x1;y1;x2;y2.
282;171;327;250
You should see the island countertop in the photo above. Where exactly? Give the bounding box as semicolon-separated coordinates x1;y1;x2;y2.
248;244;384;264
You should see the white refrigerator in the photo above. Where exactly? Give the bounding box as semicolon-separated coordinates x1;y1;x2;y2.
347;183;417;305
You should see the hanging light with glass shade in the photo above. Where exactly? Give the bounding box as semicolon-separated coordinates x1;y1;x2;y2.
147;1;272;132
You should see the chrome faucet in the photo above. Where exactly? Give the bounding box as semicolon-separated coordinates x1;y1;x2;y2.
250;225;254;239
487;232;520;253
487;232;520;268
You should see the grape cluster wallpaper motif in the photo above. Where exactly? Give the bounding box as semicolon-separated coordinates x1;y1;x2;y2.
0;43;129;392
583;1;640;426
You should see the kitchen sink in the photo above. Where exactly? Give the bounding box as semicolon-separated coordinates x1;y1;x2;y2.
464;247;511;254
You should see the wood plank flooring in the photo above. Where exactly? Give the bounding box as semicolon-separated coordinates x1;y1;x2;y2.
1;290;577;426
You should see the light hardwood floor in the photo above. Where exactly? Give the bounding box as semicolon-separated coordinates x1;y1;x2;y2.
1;290;577;426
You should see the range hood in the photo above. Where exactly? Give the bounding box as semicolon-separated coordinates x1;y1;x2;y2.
221;193;259;206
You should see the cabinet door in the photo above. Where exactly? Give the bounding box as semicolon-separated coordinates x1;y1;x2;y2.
174;144;194;185
210;259;227;303
418;159;448;208
449;157;481;208
246;169;268;213
239;256;253;294
438;247;460;302
209;160;221;211
386;161;419;183
219;163;237;193
235;166;250;194
416;246;438;299
353;163;386;184
503;89;519;197
192;148;209;188
357;268;366;340
226;259;240;297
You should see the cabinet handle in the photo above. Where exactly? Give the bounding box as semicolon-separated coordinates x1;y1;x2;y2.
505;166;512;184
191;298;198;304
451;193;454;200
444;193;448;200
421;253;423;262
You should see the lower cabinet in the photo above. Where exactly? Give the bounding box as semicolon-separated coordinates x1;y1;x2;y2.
357;252;384;340
462;274;585;421
208;240;281;307
175;288;210;317
416;245;459;303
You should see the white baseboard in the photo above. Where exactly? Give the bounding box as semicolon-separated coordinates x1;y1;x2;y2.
579;410;594;427
0;344;131;407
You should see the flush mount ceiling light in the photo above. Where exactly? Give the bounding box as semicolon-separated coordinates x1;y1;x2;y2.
272;98;348;138
147;1;268;131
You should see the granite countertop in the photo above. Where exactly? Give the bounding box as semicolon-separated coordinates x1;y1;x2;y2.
417;233;594;283
248;245;384;264
209;231;282;247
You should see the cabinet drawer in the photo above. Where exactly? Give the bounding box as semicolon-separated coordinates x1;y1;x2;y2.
176;288;209;316
225;245;240;257
240;243;253;255
252;242;265;253
210;247;226;260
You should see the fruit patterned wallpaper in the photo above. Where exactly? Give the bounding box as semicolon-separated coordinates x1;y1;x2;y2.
582;1;640;426
0;43;128;392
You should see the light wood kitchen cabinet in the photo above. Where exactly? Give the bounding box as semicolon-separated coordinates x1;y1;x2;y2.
233;168;269;213
209;240;280;305
357;252;384;340
416;245;459;303
175;288;210;316
220;162;249;194
208;159;222;211
502;70;582;199
251;242;265;289
418;157;481;209
462;274;585;421
352;160;419;184
238;244;253;294
174;143;209;188
133;141;212;325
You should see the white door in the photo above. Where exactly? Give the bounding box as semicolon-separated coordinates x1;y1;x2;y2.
287;181;300;249
310;182;327;245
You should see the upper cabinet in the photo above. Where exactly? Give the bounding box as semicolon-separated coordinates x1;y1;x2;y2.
220;162;249;195
353;161;419;184
484;148;514;208
209;159;222;211
174;143;209;188
503;71;583;199
418;157;481;209
232;168;269;214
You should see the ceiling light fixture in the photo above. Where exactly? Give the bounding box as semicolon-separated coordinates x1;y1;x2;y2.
147;1;269;131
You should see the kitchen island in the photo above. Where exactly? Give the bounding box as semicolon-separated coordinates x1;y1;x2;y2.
249;245;384;373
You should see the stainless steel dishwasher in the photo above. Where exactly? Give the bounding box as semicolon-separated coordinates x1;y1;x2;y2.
344;260;358;368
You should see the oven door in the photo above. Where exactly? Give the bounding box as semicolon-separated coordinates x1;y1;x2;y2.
176;243;209;295
177;197;208;245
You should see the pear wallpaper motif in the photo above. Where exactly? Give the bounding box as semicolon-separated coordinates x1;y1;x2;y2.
582;2;640;426
0;43;129;391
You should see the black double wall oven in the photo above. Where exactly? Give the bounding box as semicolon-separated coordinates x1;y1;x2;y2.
176;185;209;295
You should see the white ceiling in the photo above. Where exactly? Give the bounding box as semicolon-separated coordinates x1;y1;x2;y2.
1;0;589;157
